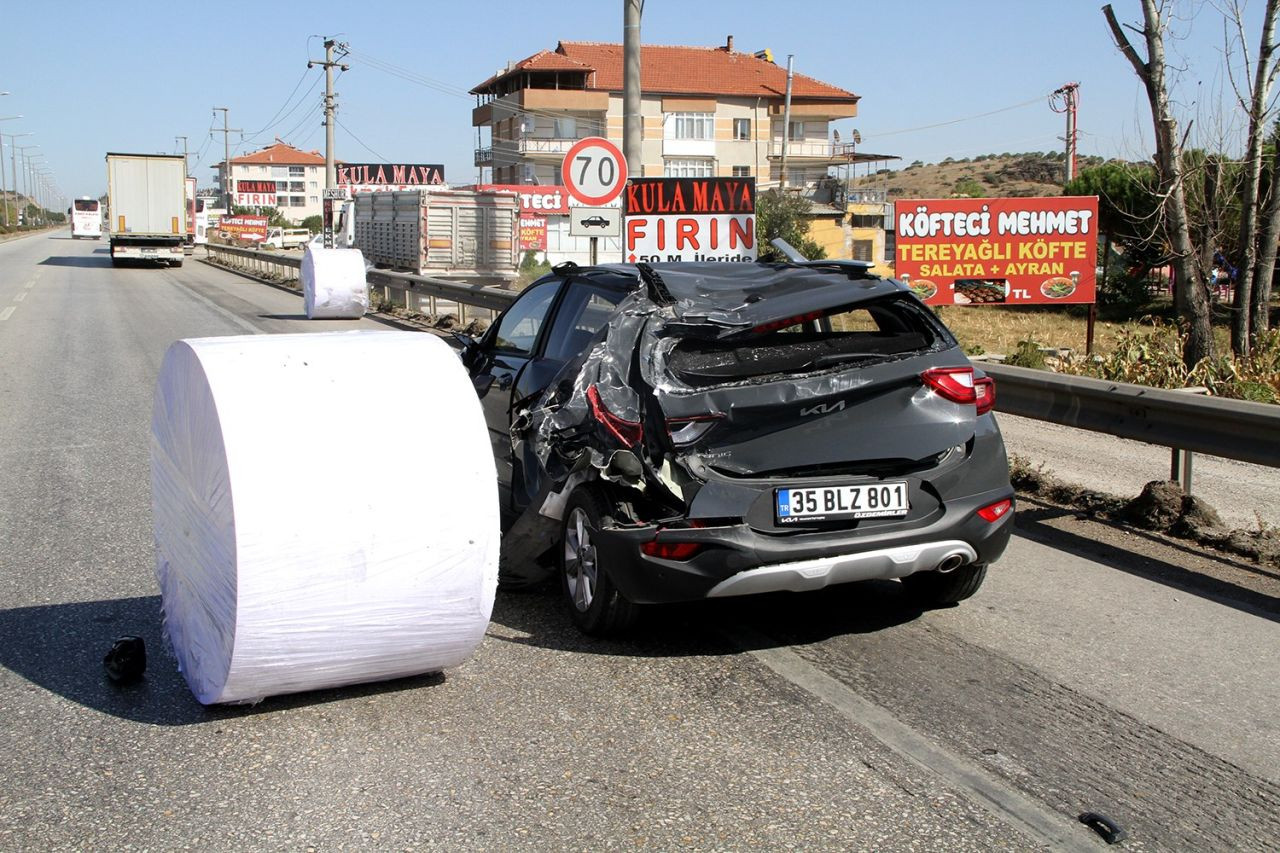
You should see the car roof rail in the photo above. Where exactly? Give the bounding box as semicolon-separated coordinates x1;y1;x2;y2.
770;238;876;280
551;261;579;275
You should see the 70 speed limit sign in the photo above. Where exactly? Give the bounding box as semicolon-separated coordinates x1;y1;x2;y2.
562;137;628;206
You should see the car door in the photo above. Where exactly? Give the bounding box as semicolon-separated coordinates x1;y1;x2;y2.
473;279;562;480
506;280;630;511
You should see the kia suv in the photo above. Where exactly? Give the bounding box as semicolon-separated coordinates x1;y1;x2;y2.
458;258;1013;635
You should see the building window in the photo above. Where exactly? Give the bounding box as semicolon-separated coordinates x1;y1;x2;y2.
883;229;896;262
733;118;750;141
289;166;305;177
732;166;751;177
275;181;289;193
667;112;713;140
309;181;318;190
788;121;805;140
851;239;875;263
554;116;577;139
272;166;289;178
309;196;319;204
664;158;715;178
290;181;304;192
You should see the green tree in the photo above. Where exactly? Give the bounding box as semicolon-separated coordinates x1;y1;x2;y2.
299;215;323;233
233;205;291;228
953;178;985;197
755;190;826;262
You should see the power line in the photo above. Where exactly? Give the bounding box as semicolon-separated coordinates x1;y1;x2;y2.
861;96;1046;140
241;68;323;147
335;115;387;160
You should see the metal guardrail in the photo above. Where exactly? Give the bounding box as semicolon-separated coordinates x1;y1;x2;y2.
983;363;1280;469
205;244;517;323
205;244;1280;476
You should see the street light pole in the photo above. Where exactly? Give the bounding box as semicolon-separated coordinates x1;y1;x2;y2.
1;131;31;227
16;144;38;224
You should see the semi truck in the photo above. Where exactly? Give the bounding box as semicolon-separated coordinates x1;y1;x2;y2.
352;189;519;281
105;153;187;267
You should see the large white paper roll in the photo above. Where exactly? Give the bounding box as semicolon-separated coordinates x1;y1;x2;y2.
150;330;498;705
302;246;368;319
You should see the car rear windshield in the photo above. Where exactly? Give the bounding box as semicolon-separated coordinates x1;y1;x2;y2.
74;200;98;212
666;295;947;387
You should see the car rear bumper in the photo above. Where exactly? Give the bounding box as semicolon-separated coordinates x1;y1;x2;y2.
593;486;1014;604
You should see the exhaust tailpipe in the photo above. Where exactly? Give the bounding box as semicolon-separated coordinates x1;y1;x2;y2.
936;554;966;574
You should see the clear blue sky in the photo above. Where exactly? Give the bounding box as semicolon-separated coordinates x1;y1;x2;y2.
2;0;1267;202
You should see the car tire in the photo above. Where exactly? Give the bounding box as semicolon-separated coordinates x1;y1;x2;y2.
560;487;639;636
902;563;987;607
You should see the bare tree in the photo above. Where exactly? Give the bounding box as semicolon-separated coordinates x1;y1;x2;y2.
1224;0;1280;354
1254;121;1280;334
1104;1;1214;366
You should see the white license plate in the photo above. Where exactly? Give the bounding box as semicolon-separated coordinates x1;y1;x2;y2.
141;248;157;254
776;482;910;524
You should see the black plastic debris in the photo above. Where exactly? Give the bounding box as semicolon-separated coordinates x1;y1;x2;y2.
1078;812;1127;845
103;636;146;684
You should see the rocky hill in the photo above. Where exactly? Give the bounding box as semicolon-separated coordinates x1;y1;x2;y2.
853;152;1104;200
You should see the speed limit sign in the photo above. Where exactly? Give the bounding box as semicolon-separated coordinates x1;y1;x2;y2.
562;137;628;206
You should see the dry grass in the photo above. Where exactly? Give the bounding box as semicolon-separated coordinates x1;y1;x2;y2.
935;305;1116;356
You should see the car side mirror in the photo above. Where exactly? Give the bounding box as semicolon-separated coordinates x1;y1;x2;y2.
453;332;483;369
472;373;495;396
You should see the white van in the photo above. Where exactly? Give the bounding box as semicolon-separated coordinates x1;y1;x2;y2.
265;227;313;250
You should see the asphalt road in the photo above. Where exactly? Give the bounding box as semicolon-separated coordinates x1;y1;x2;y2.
1;232;1277;850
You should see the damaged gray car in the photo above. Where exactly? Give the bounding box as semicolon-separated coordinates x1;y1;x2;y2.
458;255;1014;635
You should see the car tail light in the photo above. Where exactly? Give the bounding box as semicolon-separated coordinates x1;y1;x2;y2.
665;414;724;446
640;540;702;560
977;498;1013;522
640;520;707;560
920;366;977;405
587;384;642;446
974;376;996;415
752;310;823;335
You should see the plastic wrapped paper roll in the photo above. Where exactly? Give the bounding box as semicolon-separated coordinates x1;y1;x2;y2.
302;246;368;319
150;330;498;705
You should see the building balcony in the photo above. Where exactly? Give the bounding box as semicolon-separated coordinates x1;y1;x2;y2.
768;140;835;159
516;137;581;157
474;147;494;166
473;88;609;126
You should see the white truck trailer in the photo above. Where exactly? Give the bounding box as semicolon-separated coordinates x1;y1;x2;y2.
105;153;187;267
353;189;519;281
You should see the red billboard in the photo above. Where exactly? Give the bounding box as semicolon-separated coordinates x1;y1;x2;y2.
477;185;571;215
894;196;1099;305
218;214;269;242
518;215;547;251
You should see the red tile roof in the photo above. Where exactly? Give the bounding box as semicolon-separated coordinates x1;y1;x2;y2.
471;41;857;103
229;140;326;166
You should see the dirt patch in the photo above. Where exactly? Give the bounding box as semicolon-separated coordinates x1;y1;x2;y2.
1010;454;1280;574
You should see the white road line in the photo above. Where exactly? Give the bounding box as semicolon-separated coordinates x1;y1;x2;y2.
13;292;25;302
24;281;35;289
0;307;14;322
726;627;1095;852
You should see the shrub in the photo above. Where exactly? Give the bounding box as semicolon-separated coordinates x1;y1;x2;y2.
1006;339;1047;369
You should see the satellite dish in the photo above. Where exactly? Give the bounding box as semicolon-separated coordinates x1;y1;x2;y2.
833;129;841;143
851;129;863;145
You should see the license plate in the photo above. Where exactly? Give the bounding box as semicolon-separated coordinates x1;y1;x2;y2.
776;482;910;524
141;248;157;254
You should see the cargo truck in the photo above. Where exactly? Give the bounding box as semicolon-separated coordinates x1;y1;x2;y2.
353;189;519;281
105;153;187;267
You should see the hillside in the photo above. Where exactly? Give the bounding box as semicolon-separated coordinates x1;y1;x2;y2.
853;152;1104;200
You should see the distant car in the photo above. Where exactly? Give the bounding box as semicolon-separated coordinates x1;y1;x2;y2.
578;215;610;228
458;260;1013;635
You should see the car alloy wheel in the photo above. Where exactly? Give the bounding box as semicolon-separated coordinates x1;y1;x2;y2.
563;507;598;612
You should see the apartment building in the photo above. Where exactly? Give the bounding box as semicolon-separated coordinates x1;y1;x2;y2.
471;38;866;187
212;140;325;225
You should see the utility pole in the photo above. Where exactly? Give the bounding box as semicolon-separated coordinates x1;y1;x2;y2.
176;135;189;176
779;55;795;188
309;38;349;189
213;107;241;211
1050;82;1080;185
623;0;643;173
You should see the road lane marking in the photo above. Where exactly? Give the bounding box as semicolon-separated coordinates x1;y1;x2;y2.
24;281;35;289
726;627;1094;852
0;307;14;322
13;292;25;302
